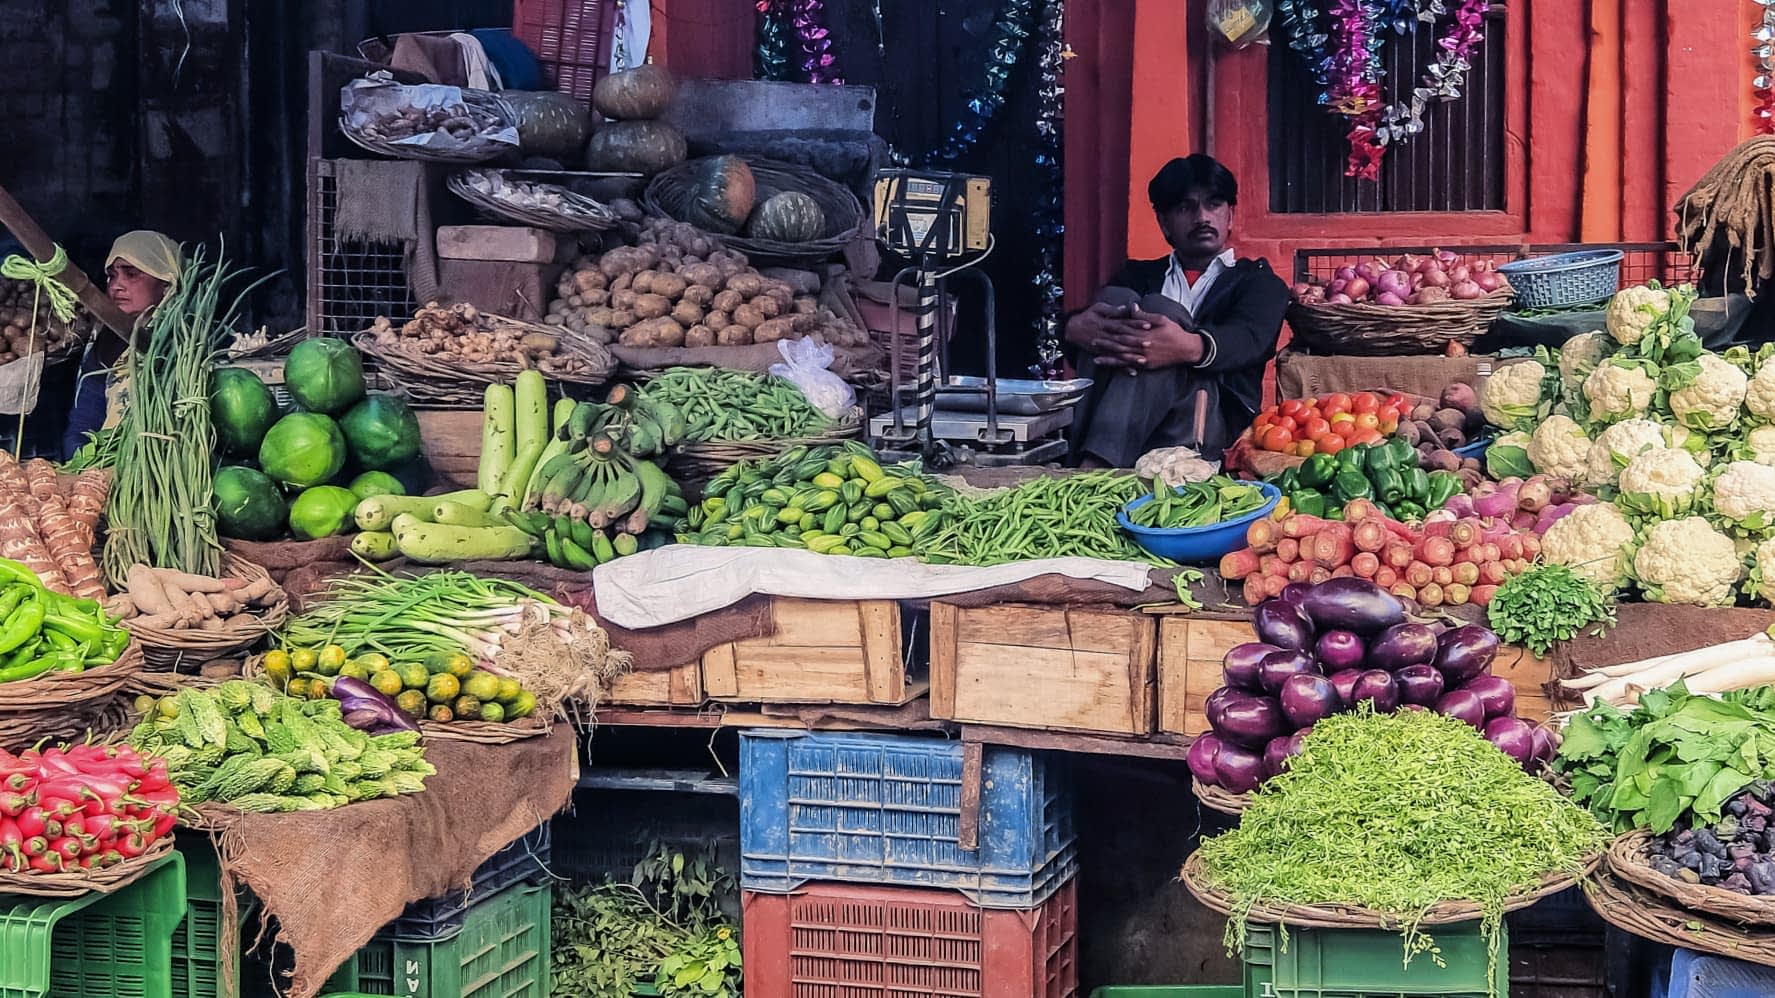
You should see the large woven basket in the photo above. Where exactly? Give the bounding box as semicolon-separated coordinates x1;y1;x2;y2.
644;158;866;265
1606;829;1775;926
1585;868;1775;968
665;416;863;497
0;833;174;898
447;169;621;233
1192;778;1251;817
0;641;141;714
0;690;134;753
1286;292;1513;356
337;89;515;165
1180;849;1598;929
124;554;288;671
353;318;616;406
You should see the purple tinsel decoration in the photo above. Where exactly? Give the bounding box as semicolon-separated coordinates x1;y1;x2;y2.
789;0;843;85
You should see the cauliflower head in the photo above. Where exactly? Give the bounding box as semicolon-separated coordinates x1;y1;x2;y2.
1479;360;1548;430
1584;418;1670;487
1752;538;1775;605
1583;361;1657;424
1711;461;1775;533
1541;503;1636;589
1747;425;1775;467
1606;284;1673;346
1558;331;1612;383
1669;352;1748;431
1616;446;1706;518
1633;516;1742;606
1746;360;1775;421
1525;415;1590;480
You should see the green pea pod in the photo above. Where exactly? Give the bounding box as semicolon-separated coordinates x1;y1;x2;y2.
0;597;44;656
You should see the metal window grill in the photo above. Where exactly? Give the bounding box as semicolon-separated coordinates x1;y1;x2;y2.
1293;242;1696;288
306;158;416;337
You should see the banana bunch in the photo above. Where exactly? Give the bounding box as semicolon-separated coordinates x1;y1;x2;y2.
678;441;946;557
565;383;688;460
504;506;674;570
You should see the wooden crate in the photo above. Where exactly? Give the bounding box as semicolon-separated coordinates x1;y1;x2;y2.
702;598;914;705
1156;615;1556;736
929;602;1157;736
603;661;703;707
414;407;482;490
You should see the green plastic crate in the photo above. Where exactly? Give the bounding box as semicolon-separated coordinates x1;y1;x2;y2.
1241;921;1506;998
323;880;550;998
172;835;255;998
0;851;186;998
1091;990;1242;998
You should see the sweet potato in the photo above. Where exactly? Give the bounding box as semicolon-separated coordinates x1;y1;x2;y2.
753;317;798;343
732;303;767;330
650;273;689;300
632;294;673;320
684;324;716;348
671;301;705;327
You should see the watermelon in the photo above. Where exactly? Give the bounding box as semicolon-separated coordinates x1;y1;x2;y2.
338;394;422;470
214;466;288;541
259;412;347;488
210;368;278;456
284;338;366;415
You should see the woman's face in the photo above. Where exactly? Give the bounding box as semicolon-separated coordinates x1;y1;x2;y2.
106;260;168;317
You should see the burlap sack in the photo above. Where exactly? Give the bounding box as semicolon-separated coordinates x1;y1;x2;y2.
1558;603;1775;680
223;537;356;586
210;729;577;998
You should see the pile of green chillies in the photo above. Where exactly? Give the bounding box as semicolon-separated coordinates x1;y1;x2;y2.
0;557;131;684
643;367;834;443
914;471;1171;567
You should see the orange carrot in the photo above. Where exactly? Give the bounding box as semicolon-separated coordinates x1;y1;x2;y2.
1288;561;1314;583
1406;562;1433;588
1343;498;1381;521
1373;566;1398;589
1352;551;1380;578
1276;538;1300;563
1470;584;1499;607
1416;535;1456;567
1497;534;1524;561
1449;519;1482;549
1432;566;1454;587
1309;567;1333;584
1520;533;1542;559
1246;518;1278;553
1220;548;1262;580
1480;561;1508;586
1390;582;1418;601
1420;519;1452;538
1281;514;1331;539
1444;583;1472;606
1352;519;1390;554
1260;555;1288;578
1418;582;1445;607
1315;529;1356;568
1262;575;1289;598
1243;576;1268;606
1330;565;1354;578
1383;542;1414;570
1452;562;1480;586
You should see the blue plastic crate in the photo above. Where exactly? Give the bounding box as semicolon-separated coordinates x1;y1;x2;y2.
740;730;1075;908
1656;948;1775;998
390;824;551;941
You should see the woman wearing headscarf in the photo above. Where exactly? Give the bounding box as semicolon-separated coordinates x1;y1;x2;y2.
62;231;182;459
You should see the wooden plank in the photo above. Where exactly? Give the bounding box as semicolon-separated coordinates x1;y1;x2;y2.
414;408;484;490
958;741;982;852
764;598;867;646
961;724;1194;762
1158;617;1192;734
700;598;909;705
1157;617;1255;736
860;601;903;703
603;661;703;707
952;603;1144;655
930;602;959;718
701;641;739;698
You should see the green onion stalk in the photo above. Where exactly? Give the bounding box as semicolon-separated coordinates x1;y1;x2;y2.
101;244;268;586
281;567;587;667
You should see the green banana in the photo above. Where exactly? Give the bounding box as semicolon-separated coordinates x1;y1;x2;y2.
569;515;596;550
593;461;643;528
559;534;598;570
544;530;567;567
540;460;585;514
624;459;675;535
613;532;640;557
590;529;616;564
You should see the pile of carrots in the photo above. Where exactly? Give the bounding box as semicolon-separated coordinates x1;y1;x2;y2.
1220;498;1539;608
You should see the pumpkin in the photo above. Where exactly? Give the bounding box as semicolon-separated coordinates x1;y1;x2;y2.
584;120;688;174
685;156;757;235
592;64;678;120
500;91;592;159
748;191;826;242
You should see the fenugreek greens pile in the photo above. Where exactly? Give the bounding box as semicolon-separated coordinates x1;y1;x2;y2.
1194;709;1605;984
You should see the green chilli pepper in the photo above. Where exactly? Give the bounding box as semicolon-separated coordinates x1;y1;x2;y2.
0;596;44;656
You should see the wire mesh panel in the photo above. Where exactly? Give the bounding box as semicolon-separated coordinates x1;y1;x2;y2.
1292;243;1695;288
306;158;417;337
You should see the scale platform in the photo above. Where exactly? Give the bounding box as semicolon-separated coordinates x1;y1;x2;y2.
868;405;1073;466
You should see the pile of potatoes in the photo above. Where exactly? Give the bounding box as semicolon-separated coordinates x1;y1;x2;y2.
0;279;93;365
544;219;868;350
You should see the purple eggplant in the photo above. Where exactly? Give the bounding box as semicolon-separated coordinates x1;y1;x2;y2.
1368;623;1438;671
331;676;421;734
1278;582;1314;606
1259;649;1322;694
1214;743;1268;794
1298;578;1406;635
1254;599;1316;651
1314;630;1366;673
1394;664;1446;707
1461;674;1517;719
1223;642;1281;692
1529;726;1555;766
1187;732;1224;785
1436;688;1487;729
1484;716;1537;767
1328;668;1363;705
1212;695;1288;749
1350;670;1399;712
1285;727;1313;756
1263;734;1299;778
1204;687;1252;731
1433;625;1500;684
1280;672;1342;728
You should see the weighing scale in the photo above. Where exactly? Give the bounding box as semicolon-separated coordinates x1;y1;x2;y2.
867;168;1089;467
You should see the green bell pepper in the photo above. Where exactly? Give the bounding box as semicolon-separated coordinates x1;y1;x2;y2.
1275;468;1300;495
1400;467;1431;504
1386;436;1417;469
1333;467;1374;503
1298;453;1338;490
1362;443;1397;478
1335;448;1367;478
1374;467;1408;505
1325;506;1345;521
1292;489;1327;519
1426;470;1463;511
1394;499;1427;522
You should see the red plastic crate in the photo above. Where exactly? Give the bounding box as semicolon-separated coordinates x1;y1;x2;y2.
742;878;1079;998
512;0;616;102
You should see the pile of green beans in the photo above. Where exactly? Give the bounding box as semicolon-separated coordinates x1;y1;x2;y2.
644;367;832;442
914;471;1171;567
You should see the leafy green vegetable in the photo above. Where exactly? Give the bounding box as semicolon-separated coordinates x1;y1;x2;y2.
1128;475;1266;529
1486;564;1616;657
1197;708;1605;990
1554;682;1775;834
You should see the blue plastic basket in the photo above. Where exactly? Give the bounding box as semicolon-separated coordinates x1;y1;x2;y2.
1497;250;1623;309
740;730;1076;908
1656;948;1775;998
1117;482;1280;564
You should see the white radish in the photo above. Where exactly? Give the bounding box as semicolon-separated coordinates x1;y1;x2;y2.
1586;654;1751;707
1566;635;1774;687
1668;656;1775;698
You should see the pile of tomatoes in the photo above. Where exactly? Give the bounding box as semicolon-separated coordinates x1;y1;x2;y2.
1249;392;1412;456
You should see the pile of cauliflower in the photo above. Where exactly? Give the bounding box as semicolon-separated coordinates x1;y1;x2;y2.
1480;282;1775;607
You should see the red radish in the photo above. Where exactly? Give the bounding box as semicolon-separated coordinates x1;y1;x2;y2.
1336;266;1357;281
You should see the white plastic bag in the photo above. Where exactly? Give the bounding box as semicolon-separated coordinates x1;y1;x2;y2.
770;338;855;419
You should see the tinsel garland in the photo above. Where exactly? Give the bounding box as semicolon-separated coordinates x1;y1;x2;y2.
754;1;791;81
921;0;1036;166
754;0;842;84
1757;0;1775;132
1375;0;1488;148
1030;0;1065;373
1327;0;1385;179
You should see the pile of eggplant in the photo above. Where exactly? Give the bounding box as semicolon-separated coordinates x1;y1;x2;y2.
1190;577;1556;795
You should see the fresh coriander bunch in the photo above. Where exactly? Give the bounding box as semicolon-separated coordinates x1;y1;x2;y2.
1487;563;1617;657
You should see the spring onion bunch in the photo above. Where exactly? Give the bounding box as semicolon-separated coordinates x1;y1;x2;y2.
282;568;587;664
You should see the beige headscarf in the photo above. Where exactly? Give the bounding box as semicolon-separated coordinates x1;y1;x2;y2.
106;230;183;285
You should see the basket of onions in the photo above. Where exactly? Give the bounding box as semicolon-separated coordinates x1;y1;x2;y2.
1287;251;1514;356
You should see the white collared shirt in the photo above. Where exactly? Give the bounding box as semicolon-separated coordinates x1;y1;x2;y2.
1161;248;1236;367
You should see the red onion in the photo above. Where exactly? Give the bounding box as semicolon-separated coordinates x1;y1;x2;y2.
1327;278;1348;296
1375;292;1405;306
1414;285;1450;304
1375;270;1412;299
1328;293;1353;305
1290;282;1314;298
1448;265;1471;283
1420;268;1450;289
1344;277;1371;301
1473;271;1506;293
1355;261;1381;282
1449;280;1485;300
1335;266;1358;281
1435;249;1459;265
1397;253;1422;272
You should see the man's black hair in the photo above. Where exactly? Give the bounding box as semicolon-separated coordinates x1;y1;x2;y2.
1148;154;1238;211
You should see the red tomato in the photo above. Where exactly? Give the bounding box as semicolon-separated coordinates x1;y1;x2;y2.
1323;392;1352;413
1353;412;1381;432
1280;399;1306;419
1385;393;1410;412
1260;426;1294;451
1351;392;1380;415
1303;417;1331;439
1317;433;1346;455
1348;428;1384;447
1378;414;1400;436
1329;411;1356;428
1253;412;1275;430
1300;396;1318;408
1275;415;1298;433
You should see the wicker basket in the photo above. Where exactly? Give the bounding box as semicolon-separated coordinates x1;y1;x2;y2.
0;691;134;754
1498;250;1623;309
353;318;617;406
0;641;141;714
1585;868;1775;968
665;416;863;497
1285;292;1513;356
419;715;549;744
124;554;288;671
644;158;866;265
1606;829;1775;926
337;89;516;165
1193;778;1251;817
1180;849;1599;928
447;169;621;233
0;833;174;897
